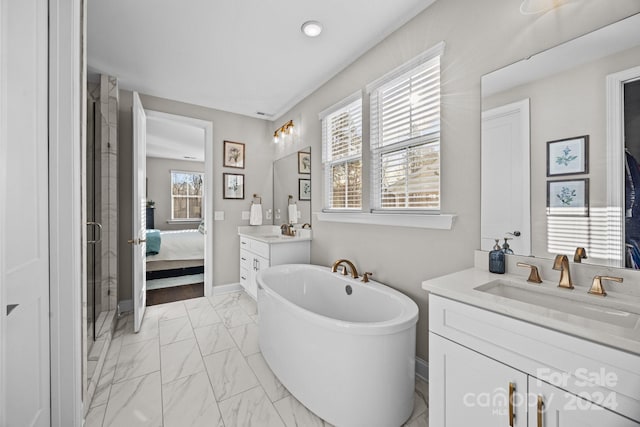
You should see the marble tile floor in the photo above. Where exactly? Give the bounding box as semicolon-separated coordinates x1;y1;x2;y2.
85;291;429;427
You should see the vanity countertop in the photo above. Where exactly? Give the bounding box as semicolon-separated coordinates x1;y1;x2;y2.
238;233;312;244
422;267;640;355
238;225;312;244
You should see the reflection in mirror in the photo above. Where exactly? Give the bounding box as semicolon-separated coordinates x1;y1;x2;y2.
273;148;311;226
481;13;640;269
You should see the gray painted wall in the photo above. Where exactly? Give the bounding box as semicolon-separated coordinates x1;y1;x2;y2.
146;157;205;231
118;91;273;301
269;0;640;361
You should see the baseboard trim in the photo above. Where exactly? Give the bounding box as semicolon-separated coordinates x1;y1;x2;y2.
415;356;429;382
213;283;243;295
118;299;133;315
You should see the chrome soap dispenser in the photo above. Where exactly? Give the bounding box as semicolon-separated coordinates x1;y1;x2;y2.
489;239;505;274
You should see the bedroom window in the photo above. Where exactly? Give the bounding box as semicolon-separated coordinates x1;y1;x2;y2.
171;171;204;220
319;91;363;210
368;42;444;212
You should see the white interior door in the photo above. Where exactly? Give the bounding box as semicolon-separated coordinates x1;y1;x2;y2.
0;0;51;425
132;92;147;332
481;99;531;255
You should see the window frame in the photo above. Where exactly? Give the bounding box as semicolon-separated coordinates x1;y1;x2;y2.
367;41;445;214
170;170;204;221
319;91;364;212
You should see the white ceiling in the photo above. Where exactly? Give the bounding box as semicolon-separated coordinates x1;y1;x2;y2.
146;115;205;162
87;0;437;120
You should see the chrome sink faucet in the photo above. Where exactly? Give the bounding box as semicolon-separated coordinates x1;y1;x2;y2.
331;259;359;279
552;255;574;289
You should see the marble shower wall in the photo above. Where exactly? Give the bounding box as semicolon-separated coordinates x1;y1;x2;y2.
100;75;119;311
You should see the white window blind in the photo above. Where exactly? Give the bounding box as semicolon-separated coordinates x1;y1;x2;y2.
369;43;444;211
320;93;363;210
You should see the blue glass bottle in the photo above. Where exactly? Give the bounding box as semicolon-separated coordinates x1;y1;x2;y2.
489;239;505;274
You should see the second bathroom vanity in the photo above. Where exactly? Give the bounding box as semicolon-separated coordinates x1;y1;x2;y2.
238;226;311;299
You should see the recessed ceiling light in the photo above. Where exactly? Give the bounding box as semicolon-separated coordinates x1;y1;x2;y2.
301;20;323;38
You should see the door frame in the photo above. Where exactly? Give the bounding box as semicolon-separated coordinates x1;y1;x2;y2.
49;0;84;425
607;65;640;268
144;109;215;297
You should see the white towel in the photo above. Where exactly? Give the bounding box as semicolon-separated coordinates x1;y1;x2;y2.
288;204;298;224
250;203;263;226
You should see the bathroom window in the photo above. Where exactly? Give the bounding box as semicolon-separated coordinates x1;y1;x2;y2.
368;42;444;212
320;92;363;210
170;171;204;220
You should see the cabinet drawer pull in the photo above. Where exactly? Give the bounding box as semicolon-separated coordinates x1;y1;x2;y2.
509;382;516;426
241;257;247;261
241;276;247;280
537;395;544;427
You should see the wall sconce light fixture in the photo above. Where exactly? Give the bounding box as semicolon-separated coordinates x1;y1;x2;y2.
273;119;294;143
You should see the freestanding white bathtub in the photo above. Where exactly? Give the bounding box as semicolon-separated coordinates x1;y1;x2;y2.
256;264;419;427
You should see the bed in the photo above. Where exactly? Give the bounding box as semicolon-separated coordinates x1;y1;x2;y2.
146;229;204;277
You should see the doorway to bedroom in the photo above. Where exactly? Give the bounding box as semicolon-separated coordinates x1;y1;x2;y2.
144;110;213;305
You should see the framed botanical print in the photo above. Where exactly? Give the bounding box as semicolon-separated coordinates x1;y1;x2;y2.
299;178;311;201
547;178;589;216
223;140;245;169
223;173;244;199
298;151;311;174
546;135;588;177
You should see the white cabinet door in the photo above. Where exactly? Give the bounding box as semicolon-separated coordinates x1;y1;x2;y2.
529;379;640;427
430;333;527;427
0;0;50;425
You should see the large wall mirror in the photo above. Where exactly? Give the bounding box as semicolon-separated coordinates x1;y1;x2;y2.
273;147;311;226
481;12;640;269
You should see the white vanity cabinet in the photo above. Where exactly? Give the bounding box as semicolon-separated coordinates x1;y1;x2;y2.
428;294;640;426
239;235;310;299
430;333;528;426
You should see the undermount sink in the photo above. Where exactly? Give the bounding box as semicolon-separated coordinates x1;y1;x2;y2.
475;279;640;329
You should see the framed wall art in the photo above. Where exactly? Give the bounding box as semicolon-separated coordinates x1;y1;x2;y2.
546;135;588;177
223;173;244;199
223;140;245;169
299;178;311;201
547;178;589;216
298;151;311;174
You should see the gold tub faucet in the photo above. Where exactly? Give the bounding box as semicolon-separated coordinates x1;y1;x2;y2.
331;259;359;279
552;255;574;289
